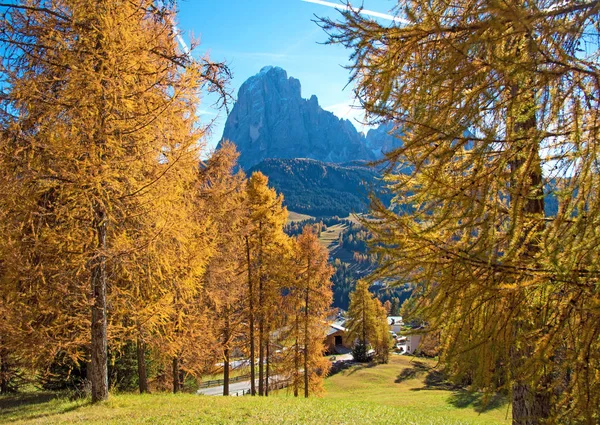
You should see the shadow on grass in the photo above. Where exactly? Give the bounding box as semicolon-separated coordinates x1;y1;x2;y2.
448;390;508;413
0;392;57;411
345;362;378;376
396;361;459;391
394;361;430;383
0;392;89;422
394;362;508;413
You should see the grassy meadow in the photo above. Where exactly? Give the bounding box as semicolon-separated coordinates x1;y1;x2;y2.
1;355;510;425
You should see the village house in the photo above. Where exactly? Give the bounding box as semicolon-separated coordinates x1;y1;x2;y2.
324;321;352;354
396;334;423;355
387;316;403;334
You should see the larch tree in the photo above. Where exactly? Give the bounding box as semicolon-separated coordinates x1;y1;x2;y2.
276;238;304;397
346;280;388;363
198;141;248;396
244;171;288;396
294;227;333;397
321;0;600;423
0;0;228;402
263;238;293;397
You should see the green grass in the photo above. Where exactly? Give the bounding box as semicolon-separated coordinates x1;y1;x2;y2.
0;356;510;424
318;223;347;250
287;211;314;223
324;355;510;424
342;213;362;225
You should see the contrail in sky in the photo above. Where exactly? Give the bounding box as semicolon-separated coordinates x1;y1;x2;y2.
170;0;191;57
173;26;191;56
301;0;409;24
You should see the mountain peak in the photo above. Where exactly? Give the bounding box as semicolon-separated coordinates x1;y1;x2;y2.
219;66;375;169
239;66;300;100
258;65;283;75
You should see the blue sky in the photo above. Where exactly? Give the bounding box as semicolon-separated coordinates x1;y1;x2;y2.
176;0;399;150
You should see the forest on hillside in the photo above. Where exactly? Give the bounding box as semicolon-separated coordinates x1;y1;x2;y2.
286;216;409;311
249;158;393;217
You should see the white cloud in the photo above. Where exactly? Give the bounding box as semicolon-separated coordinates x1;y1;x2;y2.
301;0;409;24
197;109;218;117
323;101;376;133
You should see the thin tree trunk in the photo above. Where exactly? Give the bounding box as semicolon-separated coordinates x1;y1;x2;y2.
0;343;9;394
258;309;264;396
265;335;269;396
223;347;230;396
137;337;149;394
294;313;299;397
172;357;180;393
223;307;230;396
362;292;367;346
245;236;256;396
90;206;108;403
304;256;310;398
85;344;92;387
258;223;264;396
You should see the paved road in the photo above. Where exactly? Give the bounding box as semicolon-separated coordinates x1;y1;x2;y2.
197;379;259;396
197;375;289;396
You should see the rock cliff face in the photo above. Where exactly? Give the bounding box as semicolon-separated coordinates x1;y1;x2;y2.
219;66;377;169
365;122;403;157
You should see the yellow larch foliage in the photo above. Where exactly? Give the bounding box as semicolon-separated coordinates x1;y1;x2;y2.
0;0;228;400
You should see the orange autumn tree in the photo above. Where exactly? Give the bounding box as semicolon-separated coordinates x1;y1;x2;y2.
293;227;333;397
0;0;228;402
244;171;288;396
346;280;389;364
198;142;248;395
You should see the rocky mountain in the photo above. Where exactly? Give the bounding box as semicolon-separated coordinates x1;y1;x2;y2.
365;122;403;158
219;66;388;169
248;158;391;217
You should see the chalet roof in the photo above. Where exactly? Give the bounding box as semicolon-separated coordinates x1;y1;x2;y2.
387;316;403;325
326;322;348;336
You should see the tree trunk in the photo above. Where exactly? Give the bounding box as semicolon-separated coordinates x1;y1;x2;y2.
245;236;256;396
265;335;269;396
223;308;230;396
508;42;550;422
258;316;264;396
512;382;551;425
362;293;367;346
136;337;149;394
258;223;264;396
304;256;310;398
294;313;299;397
90;206;108;403
223;347;230;396
0;345;9;394
172;357;180;393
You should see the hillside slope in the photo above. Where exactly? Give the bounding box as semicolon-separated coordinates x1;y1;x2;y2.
2;356;509;425
249;158;391;217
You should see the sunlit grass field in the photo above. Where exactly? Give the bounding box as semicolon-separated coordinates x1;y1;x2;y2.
1;355;510;425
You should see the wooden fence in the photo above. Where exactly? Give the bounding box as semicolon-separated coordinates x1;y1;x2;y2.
230;379;290;397
198;374;251;389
